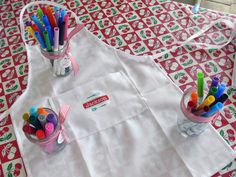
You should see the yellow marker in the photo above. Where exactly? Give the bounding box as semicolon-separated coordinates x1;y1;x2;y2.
26;26;37;41
22;112;30;121
198;95;215;110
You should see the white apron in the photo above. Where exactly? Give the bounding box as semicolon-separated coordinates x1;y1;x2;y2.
0;1;235;177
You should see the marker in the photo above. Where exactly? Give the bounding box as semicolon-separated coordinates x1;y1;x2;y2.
36;129;45;140
55;10;60;26
60;9;66;21
190;92;198;106
37;108;48;116
46;114;58;127
45;122;54;137
46;25;54;46
54;27;59;51
26;26;36;41
192;0;201;14
31;15;44;33
38;114;47;127
46;6;57;29
41;6;47;16
35;31;46;49
42;15;50;27
197;72;204;103
187;101;195;112
215;84;226;99
194;106;210;116
22;112;30;121
54;6;59;12
25;21;32;26
59;21;65;49
64;14;69;40
32;24;43;38
210;94;228;107
207;86;218;97
37;8;44;22
197;95;215;110
29;115;42;130
203;102;223;117
29;107;38;117
22;124;36;135
210;77;219;88
43;30;53;52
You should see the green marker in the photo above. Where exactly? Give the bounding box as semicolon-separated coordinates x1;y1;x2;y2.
37;8;44;22
197;72;204;103
43;30;52;52
209;86;218;96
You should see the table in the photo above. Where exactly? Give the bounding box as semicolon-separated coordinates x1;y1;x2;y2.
0;0;235;176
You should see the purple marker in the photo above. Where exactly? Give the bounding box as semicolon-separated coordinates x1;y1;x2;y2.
46;113;57;127
59;22;65;50
54;27;59;51
55;10;60;26
210;77;219;88
25;21;32;26
45;122;54;137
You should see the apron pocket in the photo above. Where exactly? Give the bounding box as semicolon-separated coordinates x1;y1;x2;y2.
49;72;147;139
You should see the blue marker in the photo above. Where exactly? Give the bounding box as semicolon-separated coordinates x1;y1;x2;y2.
215;84;226;99
31;15;44;33
203;102;223;117
46;25;54;46
60;9;66;21
35;31;46;49
192;3;200;14
29;106;38;117
42;15;50;27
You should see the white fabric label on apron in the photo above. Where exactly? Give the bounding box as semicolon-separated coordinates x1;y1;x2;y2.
82;91;110;112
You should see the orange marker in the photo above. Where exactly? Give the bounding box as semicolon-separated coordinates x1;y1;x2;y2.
191;92;198;106
37;108;48;116
46;6;57;29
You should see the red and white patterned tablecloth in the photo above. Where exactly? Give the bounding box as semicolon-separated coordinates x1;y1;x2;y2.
0;0;236;176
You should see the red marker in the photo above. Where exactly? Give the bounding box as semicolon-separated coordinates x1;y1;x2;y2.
36;130;45;140
22;124;36;135
187;101;195;112
32;24;43;38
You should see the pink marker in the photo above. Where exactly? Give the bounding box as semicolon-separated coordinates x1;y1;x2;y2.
45;122;54;137
54;27;59;51
64;14;69;40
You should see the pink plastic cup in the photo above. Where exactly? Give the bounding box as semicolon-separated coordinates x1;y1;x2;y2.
177;88;219;137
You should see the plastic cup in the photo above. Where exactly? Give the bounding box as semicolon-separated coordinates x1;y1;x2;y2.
40;42;72;77
24;108;67;154
177;88;219;137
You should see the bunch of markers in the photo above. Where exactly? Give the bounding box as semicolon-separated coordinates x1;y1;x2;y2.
22;107;58;140
187;72;228;117
26;6;69;52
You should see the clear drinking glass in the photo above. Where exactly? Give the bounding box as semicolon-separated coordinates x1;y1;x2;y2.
40;42;72;77
177;88;219;137
24;108;67;154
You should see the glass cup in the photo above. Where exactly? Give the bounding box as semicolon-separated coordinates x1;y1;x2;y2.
24;108;67;154
177;88;219;137
40;42;72;77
